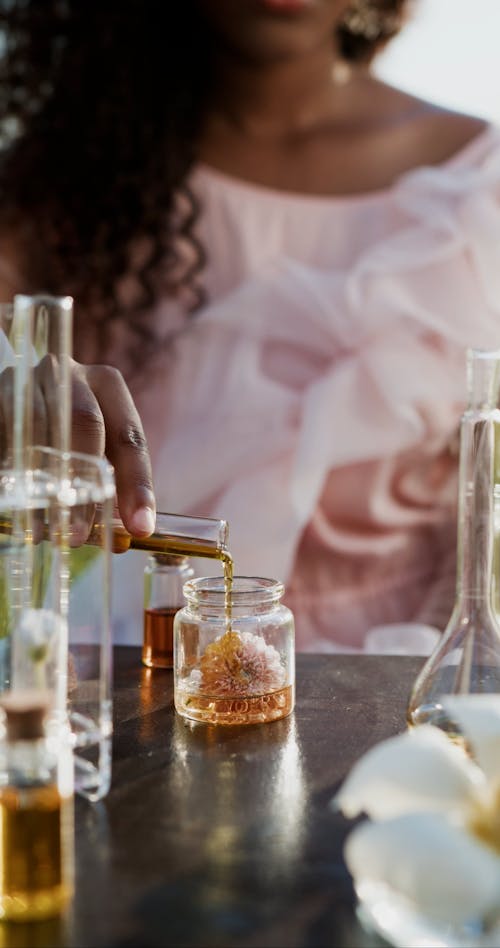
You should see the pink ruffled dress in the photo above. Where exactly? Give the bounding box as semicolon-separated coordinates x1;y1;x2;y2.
119;125;500;651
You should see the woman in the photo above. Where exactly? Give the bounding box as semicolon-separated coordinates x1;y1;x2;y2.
0;0;497;649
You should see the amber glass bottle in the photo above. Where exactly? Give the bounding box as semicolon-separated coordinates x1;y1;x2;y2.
0;691;74;921
142;554;194;668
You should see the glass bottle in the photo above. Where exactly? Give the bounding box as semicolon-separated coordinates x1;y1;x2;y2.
0;505;230;567
174;576;295;726
0;690;74;921
87;508;230;564
143;554;194;668
407;348;500;738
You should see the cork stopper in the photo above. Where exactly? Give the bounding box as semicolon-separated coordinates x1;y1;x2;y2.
153;553;188;567
0;690;51;741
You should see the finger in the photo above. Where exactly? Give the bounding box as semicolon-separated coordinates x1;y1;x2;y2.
35;354;66;452
70;367;106;458
0;366;15;464
0;365;49;463
67;501;97;547
32;376;49;450
84;365;155;536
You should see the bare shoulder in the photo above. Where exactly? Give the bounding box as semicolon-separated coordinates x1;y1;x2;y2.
407;100;489;165
371;79;491;165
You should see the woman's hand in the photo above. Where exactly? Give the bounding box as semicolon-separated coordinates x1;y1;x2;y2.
71;361;156;537
0;348;156;538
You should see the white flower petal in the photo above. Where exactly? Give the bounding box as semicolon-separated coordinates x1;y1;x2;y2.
17;608;63;648
334;725;485;819
345;812;500;924
444;695;500;782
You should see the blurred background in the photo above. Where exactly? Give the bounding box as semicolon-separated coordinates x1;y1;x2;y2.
376;0;500;123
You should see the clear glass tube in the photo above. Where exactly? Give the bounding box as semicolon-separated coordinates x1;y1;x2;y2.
13;294;74;457
407;349;500;739
0;300;32;473
88;508;230;561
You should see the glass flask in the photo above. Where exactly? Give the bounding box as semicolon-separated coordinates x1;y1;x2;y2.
174;576;295;726
142;554;194;668
0;689;74;921
0;446;115;803
407;348;500;738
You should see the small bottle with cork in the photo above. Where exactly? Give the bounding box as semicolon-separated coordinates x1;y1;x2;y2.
0;690;74;921
142;554;195;668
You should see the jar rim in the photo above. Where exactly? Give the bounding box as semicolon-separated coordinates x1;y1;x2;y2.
183;575;284;605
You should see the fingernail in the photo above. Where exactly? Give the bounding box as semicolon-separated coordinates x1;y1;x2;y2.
69;519;91;547
129;506;156;536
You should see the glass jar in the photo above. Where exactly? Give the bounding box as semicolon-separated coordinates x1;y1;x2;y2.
174;576;295;725
143;554;194;668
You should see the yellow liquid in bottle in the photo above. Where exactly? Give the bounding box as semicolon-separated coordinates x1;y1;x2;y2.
0;784;73;921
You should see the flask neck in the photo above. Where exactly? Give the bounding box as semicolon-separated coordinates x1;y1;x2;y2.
455;413;497;608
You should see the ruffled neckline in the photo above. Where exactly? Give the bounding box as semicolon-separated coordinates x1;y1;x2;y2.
194;124;500;209
157;120;500;585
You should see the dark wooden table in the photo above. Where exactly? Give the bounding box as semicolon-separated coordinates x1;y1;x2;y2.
5;649;425;948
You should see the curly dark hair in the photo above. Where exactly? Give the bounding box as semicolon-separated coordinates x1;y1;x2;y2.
0;0;407;374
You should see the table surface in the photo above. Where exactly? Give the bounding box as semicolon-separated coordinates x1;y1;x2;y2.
4;649;425;948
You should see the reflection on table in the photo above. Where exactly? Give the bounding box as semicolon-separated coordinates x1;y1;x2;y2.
2;648;424;948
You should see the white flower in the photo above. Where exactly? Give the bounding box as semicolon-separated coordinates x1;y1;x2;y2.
191;630;285;697
12;607;65;691
17;608;57;662
334;697;500;928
